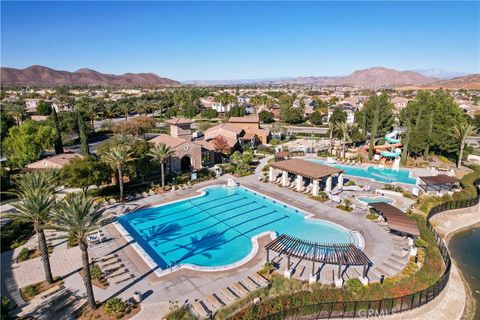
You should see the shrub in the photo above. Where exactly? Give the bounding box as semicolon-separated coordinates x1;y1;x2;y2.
166;300;196;320
103;297;127;315
415;238;428;248
345;180;356;186
366;212;379;220
90;264;103;280
17;247;32;262
1;221;34;252
336;204;353;212
24;285;38;298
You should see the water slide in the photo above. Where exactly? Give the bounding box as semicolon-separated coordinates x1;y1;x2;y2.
379;130;402;158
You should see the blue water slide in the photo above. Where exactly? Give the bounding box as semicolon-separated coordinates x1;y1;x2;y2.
380;150;401;158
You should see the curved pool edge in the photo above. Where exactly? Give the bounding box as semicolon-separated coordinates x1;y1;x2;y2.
114;184;365;278
306;158;418;186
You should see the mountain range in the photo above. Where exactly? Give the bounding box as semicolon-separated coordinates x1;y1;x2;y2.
1;65;180;87
1;65;478;89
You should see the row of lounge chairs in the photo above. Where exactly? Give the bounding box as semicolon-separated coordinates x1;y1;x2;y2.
337;159;360;165
94;253;136;285
191;273;270;319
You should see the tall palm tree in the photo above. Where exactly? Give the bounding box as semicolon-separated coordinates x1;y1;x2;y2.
101;146;135;201
50;193;103;309
450;123;477;168
328;122;334;156
148;143;175;190
6;171;57;284
335;122;351;159
103;102;117;121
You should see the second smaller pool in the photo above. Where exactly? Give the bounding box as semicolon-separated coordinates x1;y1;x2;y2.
357;196;394;205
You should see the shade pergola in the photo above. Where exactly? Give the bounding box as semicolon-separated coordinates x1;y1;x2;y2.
419;175;461;192
269;159;342;180
370;203;420;237
265;234;372;278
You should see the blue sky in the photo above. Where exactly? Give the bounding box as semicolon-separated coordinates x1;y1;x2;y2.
1;1;479;81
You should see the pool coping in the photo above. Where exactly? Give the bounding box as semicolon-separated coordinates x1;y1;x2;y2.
114;184;365;278
307;158;418;186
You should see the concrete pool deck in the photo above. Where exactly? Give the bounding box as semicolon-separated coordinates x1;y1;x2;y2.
2;156;422;320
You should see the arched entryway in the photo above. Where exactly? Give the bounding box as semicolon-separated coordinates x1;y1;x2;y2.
180;155;192;172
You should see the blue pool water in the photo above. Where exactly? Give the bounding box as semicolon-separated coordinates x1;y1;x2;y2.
308;159;417;185
118;186;355;269
357;196;393;204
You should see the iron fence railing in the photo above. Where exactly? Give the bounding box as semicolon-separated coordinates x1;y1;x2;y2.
247;179;480;320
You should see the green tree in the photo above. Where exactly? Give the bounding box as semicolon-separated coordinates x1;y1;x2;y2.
329;108;347;125
281;108;303;124
228;105;246;118
6;171;57;283
182;104;199;118
165;107;178;119
5;100;26;125
258;110;274;123
335;122;351;158
101;145;135;201
50;108;64;154
3;120;56;168
76;108;90;156
450;123;477;168
309;111;323;125
51;193;103;309
400;90;466;158
215;92;236;108
148;143;176;190
0;109;15;154
117;100;132;123
61;157;111;194
36;101;52;116
201;109;218;120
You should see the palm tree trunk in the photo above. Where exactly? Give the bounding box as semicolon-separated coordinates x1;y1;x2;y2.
118;167;124;201
458;143;464;168
125;114;128;123
161;161;165;190
79;240;96;309
91;119;95;133
35;224;54;284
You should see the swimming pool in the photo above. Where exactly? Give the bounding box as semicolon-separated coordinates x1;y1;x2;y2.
117;186;358;271
357;196;394;205
308;159;417;185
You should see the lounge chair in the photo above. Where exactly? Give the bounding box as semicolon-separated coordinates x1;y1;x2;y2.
221;287;239;302
96;253;118;263
251;273;270;286
148;190;156;196
240;279;258;291
192;300;212;318
142;192;149;198
206;294;225;309
114;273;134;284
233;282;249;296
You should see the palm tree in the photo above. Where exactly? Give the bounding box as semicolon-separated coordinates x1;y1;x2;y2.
101;146;135;201
328;122;334;156
117;100;132;123
50;193;103;309
450;123;477;168
6;101;26;125
148;143;175;190
6;171;57;284
103;102;117;120
335;122;351;159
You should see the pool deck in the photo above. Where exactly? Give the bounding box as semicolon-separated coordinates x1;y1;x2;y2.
2;157;415;320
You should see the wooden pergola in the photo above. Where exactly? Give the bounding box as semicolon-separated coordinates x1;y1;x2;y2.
370;203;420;237
419;175;461;193
265;234;372;279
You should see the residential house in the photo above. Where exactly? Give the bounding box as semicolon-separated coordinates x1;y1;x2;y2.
26;153;84;169
327;102;357;124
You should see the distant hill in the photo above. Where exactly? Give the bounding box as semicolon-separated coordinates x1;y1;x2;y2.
328;67;437;88
1;65;180;87
420;74;480;90
185;67;439;88
412;69;470;79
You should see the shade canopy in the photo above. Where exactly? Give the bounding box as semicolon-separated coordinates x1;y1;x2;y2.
265;234;371;267
270;159;342;180
370;203;420;237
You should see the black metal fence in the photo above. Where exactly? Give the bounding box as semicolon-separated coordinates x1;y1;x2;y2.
253;179;480;320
